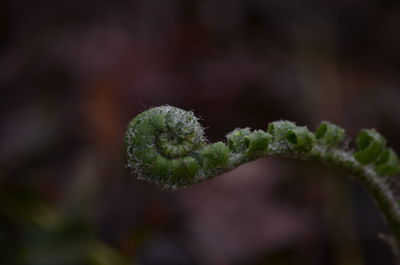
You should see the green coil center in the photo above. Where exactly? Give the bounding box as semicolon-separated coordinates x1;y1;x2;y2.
157;132;195;158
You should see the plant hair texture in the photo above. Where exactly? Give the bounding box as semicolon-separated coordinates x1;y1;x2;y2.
125;105;400;256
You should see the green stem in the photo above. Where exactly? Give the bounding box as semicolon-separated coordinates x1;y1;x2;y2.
274;147;400;246
224;144;400;248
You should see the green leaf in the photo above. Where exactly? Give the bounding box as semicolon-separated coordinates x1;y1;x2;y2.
150;155;170;177
202;142;231;168
285;127;315;152
354;129;386;165
375;149;400;176
226;128;252;152
244;130;271;155
171;157;200;181
315;121;345;147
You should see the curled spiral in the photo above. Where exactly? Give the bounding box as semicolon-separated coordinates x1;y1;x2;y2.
126;106;400;187
125;105;400;253
125;106;207;187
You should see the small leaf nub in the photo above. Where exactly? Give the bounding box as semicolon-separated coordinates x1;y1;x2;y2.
268;121;297;138
354;129;386;165
150;155;170;177
315;121;345;147
285;127;316;152
171;157;200;181
244;130;271;155
375;149;400;176
201;142;231;168
226;128;252;152
149;113;166;132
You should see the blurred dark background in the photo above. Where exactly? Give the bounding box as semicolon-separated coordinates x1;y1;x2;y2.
1;0;400;264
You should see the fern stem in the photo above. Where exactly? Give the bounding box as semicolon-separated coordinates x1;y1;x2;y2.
272;147;400;246
125;105;400;255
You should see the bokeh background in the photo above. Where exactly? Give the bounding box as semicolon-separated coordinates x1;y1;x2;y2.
1;0;400;264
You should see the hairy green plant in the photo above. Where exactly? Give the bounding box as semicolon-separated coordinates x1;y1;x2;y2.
125;105;400;259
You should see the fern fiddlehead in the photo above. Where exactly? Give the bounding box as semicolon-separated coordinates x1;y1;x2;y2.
125;105;400;253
